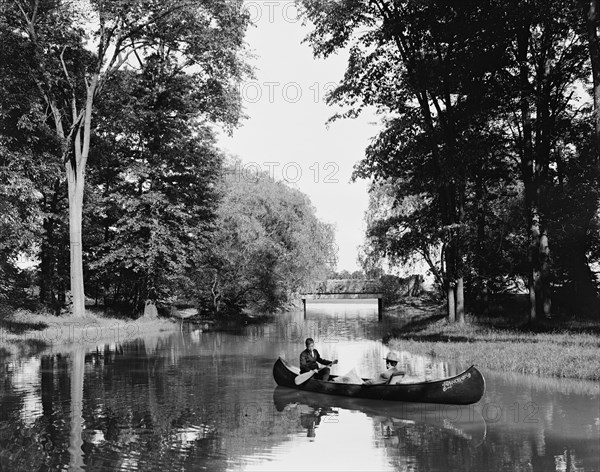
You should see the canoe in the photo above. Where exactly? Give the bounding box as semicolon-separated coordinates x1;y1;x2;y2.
272;357;485;405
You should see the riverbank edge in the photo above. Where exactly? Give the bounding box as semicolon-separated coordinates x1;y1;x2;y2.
383;298;600;381
3;301;599;382
0;309;182;359
0;307;274;360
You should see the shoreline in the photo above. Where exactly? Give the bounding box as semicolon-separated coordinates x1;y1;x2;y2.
0;307;271;359
3;301;600;383
382;298;600;381
0;309;181;359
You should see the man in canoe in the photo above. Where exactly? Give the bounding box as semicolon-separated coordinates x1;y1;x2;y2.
299;338;338;381
363;351;405;385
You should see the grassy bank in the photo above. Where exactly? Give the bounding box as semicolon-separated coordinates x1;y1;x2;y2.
0;308;180;359
384;298;600;381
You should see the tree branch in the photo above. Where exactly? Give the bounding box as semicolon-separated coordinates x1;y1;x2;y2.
15;0;37;40
59;46;73;88
31;0;39;25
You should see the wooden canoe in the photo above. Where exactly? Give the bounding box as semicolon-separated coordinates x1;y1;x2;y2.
272;357;485;405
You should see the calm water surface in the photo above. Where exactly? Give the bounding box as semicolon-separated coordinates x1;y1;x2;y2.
1;302;599;471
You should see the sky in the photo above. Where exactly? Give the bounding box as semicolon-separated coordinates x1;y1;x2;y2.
217;1;380;272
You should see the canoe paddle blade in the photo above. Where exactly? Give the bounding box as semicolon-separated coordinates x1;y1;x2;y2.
294;363;334;385
294;370;316;385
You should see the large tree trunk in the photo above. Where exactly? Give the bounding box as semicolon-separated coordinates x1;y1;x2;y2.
39;216;55;306
143;299;159;318
539;229;551;317
529;209;542;322
527;268;536;321
475;172;489;316
581;0;600;153
535;40;553;320
66;76;97;317
456;277;465;323
444;238;457;322
442;181;458;322
67;161;86;317
455;183;465;323
447;282;456;322
517;23;541;323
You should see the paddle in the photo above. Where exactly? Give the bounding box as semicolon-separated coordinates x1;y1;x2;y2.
294;361;337;385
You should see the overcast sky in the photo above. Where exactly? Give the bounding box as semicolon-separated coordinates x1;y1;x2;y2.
217;1;380;272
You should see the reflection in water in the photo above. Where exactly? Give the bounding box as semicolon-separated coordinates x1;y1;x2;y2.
300;406;335;439
0;304;598;471
272;386;487;444
69;347;85;471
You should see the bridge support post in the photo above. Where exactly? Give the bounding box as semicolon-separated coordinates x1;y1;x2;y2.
378;298;383;321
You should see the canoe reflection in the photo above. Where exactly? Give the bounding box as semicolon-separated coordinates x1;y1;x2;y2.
299;406;335;438
272;386;486;445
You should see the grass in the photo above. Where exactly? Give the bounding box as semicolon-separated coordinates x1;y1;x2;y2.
0;307;180;359
383;297;600;381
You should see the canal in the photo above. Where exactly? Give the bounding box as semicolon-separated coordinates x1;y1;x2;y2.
1;302;599;471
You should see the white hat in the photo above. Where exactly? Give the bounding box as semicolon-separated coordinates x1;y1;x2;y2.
384;351;400;362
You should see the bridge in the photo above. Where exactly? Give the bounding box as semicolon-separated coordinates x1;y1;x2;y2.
300;279;384;320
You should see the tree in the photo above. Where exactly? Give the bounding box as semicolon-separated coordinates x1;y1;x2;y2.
3;0;250;315
0;23;63;305
83;55;226;314
301;0;510;322
496;0;591;320
196;165;337;314
360;180;444;292
579;0;600;153
302;0;597;321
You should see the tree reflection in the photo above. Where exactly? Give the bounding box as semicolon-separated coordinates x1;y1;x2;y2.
0;330;599;472
69;347;84;470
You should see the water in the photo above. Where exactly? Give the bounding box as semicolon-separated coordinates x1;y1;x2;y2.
1;302;599;471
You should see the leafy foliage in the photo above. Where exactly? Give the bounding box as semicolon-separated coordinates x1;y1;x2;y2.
1;0;251;315
0;22;65;304
301;0;600;318
195;164;337;314
83;56;224;313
